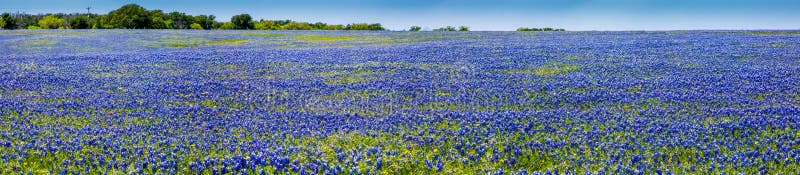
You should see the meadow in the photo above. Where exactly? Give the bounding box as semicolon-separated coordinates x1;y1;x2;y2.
0;30;799;174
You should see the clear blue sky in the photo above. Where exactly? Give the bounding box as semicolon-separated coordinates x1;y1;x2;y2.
1;0;798;31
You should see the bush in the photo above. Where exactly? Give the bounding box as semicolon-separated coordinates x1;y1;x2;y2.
70;16;90;29
2;13;17;29
189;23;203;30
458;26;469;31
219;22;235;30
409;26;421;31
38;15;64;29
433;26;456;31
281;21;312;30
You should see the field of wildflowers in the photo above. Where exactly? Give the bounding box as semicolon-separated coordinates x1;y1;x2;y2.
1;30;799;174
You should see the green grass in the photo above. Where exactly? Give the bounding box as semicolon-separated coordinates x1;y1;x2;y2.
741;31;800;35
22;40;57;46
144;37;248;48
294;34;358;41
505;61;580;76
242;33;284;37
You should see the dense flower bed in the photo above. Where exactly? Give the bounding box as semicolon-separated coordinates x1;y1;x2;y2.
1;30;799;174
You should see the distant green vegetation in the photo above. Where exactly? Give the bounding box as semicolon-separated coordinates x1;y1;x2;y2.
144;37;247;48
0;3;575;31
741;31;800;35
0;4;386;31
243;33;283;37
22;40;57;46
294;35;357;41
433;26;470;32
505;62;580;76
517;27;565;32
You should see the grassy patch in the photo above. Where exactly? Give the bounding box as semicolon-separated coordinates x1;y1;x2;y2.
742;31;800;35
22;40;57;46
505;62;580;76
243;33;283;37
294;34;358;41
145;37;248;48
535;62;580;75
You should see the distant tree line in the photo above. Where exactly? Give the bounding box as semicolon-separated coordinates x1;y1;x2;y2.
516;27;565;31
0;4;385;30
0;4;566;31
431;26;470;32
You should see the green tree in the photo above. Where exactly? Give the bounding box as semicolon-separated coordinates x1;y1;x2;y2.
458;26;469;31
167;11;194;29
149;17;170;29
311;22;328;30
0;17;5;29
69;16;90;29
281;21;312;30
1;13;16;29
194;15;215;30
38;15;65;29
108;4;151;29
91;15;110;29
148;10;171;29
230;14;253;30
219;22;235;30
409;26;421;31
190;23;203;29
254;20;281;30
433;26;456;31
345;23;384;30
322;24;344;30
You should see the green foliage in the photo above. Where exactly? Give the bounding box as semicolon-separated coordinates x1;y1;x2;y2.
322;24;344;30
69;16;90;29
143;36;247;48
458;26;469;31
409;26;422;31
742;31;800;35
148;10;172;29
4;4;389;31
189;23;203;30
433;26;456;31
108;4;151;29
194;15;215;30
294;34;357;41
219;22;235;30
281;21;312;30
38;15;64;29
150;17;171;29
254;20;280;30
27;26;43;30
2;13;17;29
167;11;194;29
90;15;114;29
534;62;580;75
345;23;384;30
517;27;565;31
231;14;254;30
243;33;283;37
505;62;580;76
23;40;56;46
